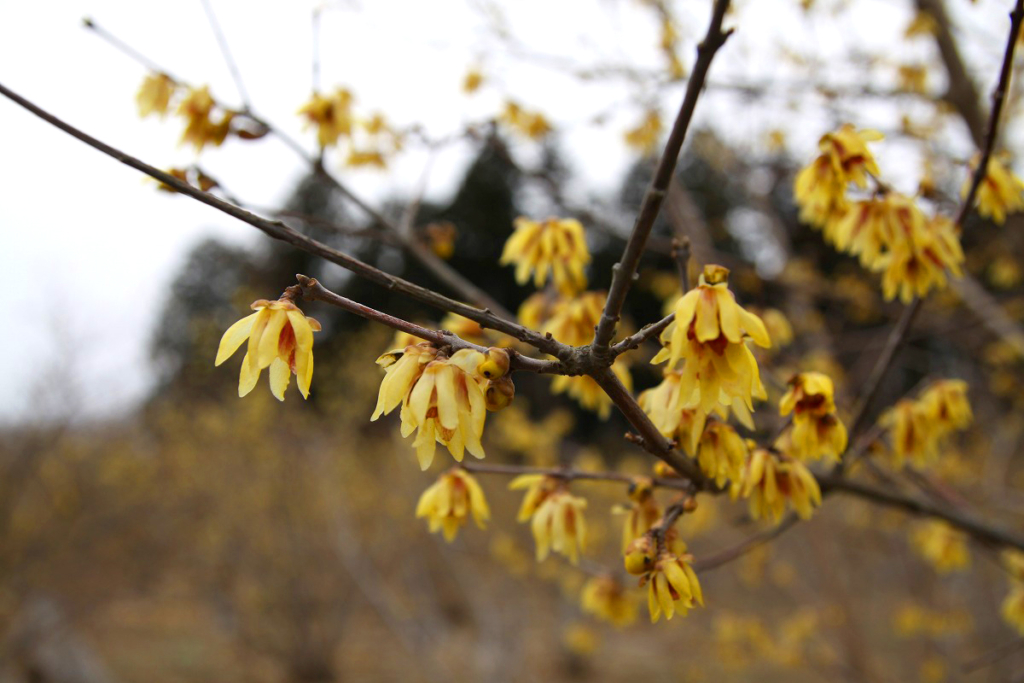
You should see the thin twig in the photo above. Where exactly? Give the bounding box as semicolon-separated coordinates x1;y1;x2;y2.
199;0;253;111
591;0;733;353
0;81;565;359
610;313;674;355
461;461;691;491
693;514;799;572
296;275;563;374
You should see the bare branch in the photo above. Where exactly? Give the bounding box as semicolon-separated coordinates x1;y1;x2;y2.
199;0;253;111
693;515;799;573
461;461;691;491
591;0;733;353
0;81;566;359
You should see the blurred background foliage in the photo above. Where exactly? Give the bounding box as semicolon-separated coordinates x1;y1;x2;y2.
5;0;1024;681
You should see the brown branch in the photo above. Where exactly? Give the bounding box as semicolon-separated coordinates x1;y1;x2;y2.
460;461;691;491
199;0;253;112
817;474;1024;552
610;313;675;355
0;81;567;360
693;514;799;573
591;0;733;353
296;275;563;374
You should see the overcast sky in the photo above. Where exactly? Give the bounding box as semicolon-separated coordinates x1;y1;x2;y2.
0;0;1012;423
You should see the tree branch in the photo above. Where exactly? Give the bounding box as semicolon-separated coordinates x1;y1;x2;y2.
460;461;691;491
590;0;733;354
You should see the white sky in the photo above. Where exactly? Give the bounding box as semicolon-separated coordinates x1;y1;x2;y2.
0;0;1013;423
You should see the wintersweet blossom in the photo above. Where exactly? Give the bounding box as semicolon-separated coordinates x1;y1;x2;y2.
642;550;704;623
177;86;234;152
297;88;354;148
696;420;748;487
964;154;1024;225
580;575;639;627
779;372;847;462
500;217;591;294
215;298;321;401
136;73;175;118
415;468;490;542
738;449;822;523
652;265;770;415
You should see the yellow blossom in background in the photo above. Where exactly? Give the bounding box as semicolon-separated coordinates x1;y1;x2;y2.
624;110;663;155
794;124;883;229
881;399;939;469
215;298;321;401
541;290;604;343
760;308;794;348
896;64;928;94
779;372;847;462
638;371;708;455
918;380;972;437
297;88;354;148
529;489;588;563
964;154;1024;225
614;477;661;551
739;449;822;523
425;221;458;260
136;72;175;118
345;149;386;168
415;468;490;541
462;68;484;94
904;10;939;38
500;217;591;294
911;520;970;573
509;474;560;522
500;100;552;140
878;214;964;304
580;575;639;627
177;85;234;152
988;253;1023;288
642;550;704;623
1001;586;1024;636
491;406;573;466
551;359;631;420
652;265;771;415
696;420;748;487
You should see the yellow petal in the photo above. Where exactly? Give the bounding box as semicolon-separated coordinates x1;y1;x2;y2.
257;309;289;369
216;312;259;366
238;352;261;397
286;310;314;352
269;357;290;401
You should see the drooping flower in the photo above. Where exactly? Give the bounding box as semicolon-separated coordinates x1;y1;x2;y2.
581;575;639;627
642;550;704;623
696;420;748;487
500;217;591;294
614;477;662;552
508;474;561;522
624;110;663;156
215;297;321;401
540;290;604;344
297;88;354;148
372;343;440;418
738;449;822;523
794;124;883;230
881;399;940;469
964;154;1024;225
136;72;176;118
877;213;964;304
530;489;588;563
499;100;552;140
652;265;771;415
415;468;490;541
779;372;848;462
918;379;972;437
1002;586;1024;636
911;521;970;573
177;85;234;152
551;359;632;420
639;371;708;455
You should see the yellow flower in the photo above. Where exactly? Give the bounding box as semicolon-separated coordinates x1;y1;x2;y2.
614;477;662;552
779;372;847;462
530;489;588;563
964;154;1024;225
297;88;354;148
215;298;321;401
695;420;748;487
881;399;939;469
415;468;490;541
643;551;704;623
897;64;928;94
399;349;490;469
581;575;639;627
1001;585;1024;636
911;521;969;573
372;342;439;418
500;100;552;140
462;68;484;94
739;449;822;523
177;85;234;152
624;110;663;155
918;379;972;437
425;221;458;260
639;371;708;455
509;474;561;522
500;217;591;295
136;73;175;118
878;214;964;304
820;124;884;188
1003;549;1024;581
652;265;770;415
779;372;836;417
760;309;794;348
794;155;848;229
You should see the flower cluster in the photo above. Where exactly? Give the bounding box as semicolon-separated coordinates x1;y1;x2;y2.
778;372;847;462
881;379;972;469
737;449;822;523
580;575;639;627
499;100;552;140
215;297;321;401
371;344;512;469
651;265;771;415
415;468;490;541
626;545;704;623
794;124;965;302
696;420;749;487
137;75;247;152
501;217;591;295
298;89;402;167
509;475;588;563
